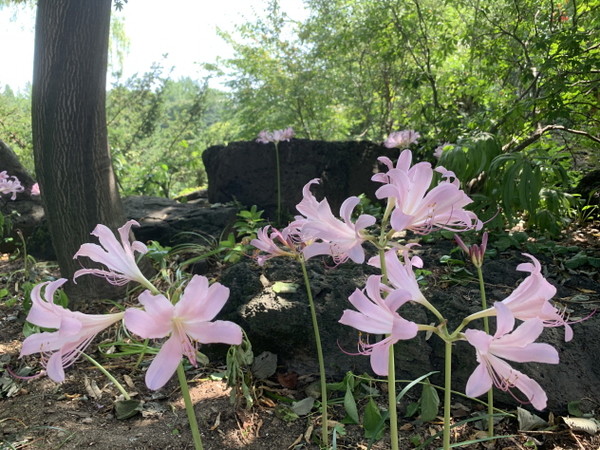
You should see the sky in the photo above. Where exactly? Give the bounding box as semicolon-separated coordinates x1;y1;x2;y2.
0;0;307;93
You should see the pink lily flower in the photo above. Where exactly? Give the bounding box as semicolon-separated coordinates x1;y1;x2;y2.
368;247;427;304
294;179;376;264
256;127;295;144
124;275;243;390
339;275;419;375
383;130;421;149
20;278;125;382
464;302;559;410
497;253;573;341
250;225;301;266
73;220;153;290
373;150;482;234
0;171;24;200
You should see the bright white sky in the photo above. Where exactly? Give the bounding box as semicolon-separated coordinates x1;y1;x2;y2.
0;0;306;93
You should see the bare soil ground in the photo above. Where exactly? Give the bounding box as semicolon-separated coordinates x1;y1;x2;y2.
2;224;600;450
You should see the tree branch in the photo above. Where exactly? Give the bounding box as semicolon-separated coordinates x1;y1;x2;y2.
503;124;600;153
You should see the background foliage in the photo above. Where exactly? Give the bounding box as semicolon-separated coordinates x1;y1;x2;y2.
1;0;598;233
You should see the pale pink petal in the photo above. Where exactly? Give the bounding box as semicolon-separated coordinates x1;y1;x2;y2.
385;289;413;312
489;355;549;410
369;339;392;376
339;197;360;223
494;302;516;337
20;331;63;356
175;277;230;322
492;342;559;364
465;363;493;398
124;292;173;338
512;371;549;410
46;351;67;382
390;316;419;340
464;329;492;353
184;320;243;345
25;279;69;329
345;244;366;264
145;335;182;390
346;288;391;323
302;242;334;260
339;310;391;335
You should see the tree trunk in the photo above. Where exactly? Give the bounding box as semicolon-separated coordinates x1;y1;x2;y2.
31;0;126;304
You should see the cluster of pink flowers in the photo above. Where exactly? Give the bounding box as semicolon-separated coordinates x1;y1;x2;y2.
21;220;242;390
373;150;482;233
256;127;295;144
251;140;571;411
383;130;420;149
0;170;24;200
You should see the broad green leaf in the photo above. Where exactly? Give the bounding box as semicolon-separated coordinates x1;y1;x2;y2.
419;379;439;422
363;397;386;441
343;383;359;424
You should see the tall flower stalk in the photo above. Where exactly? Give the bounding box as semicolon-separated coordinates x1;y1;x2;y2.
299;257;329;448
177;362;204;450
251;225;331;447
257;127;294;225
455;232;494;436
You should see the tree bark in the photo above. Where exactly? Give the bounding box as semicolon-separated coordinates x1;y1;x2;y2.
31;0;126;304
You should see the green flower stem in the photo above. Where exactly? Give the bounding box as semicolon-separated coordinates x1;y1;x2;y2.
418;298;446;324
388;344;399;450
299;258;329;449
177;362;204;450
274;142;282;225
450;308;496;338
443;339;452;450
82;353;130;400
378;248;399;450
476;265;494;438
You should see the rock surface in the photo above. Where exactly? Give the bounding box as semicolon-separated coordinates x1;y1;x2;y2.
4;193;238;259
202;139;397;221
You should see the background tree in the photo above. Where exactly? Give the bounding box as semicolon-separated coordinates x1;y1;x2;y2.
32;0;125;303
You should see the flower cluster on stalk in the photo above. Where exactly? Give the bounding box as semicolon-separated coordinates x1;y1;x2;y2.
256;127;295;144
251;136;573;411
21;220;242;390
0;171;24;200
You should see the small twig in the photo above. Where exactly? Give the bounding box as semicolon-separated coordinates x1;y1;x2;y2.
568;429;586;450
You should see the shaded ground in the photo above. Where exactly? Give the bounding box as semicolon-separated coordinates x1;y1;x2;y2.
1;223;600;450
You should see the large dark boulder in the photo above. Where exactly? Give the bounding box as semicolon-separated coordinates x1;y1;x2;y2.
202;139;396;221
8;194;238;259
122;195;238;246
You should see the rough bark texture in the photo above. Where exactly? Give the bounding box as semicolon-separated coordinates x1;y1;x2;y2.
31;0;125;303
